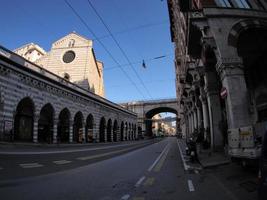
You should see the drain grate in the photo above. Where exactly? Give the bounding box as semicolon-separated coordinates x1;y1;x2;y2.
239;181;258;192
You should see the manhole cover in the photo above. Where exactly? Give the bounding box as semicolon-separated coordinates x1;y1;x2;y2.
239;181;258;192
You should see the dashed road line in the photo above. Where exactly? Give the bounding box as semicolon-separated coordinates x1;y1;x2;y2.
53;160;72;165
187;179;195;192
19;163;43;168
135;176;146;188
148;144;169;172
176;139;189;171
120;194;130;200
154;147;170;172
143;177;155;186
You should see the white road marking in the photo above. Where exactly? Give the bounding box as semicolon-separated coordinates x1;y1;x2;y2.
135;176;146;187
148;144;169;172
53;160;72;165
187;180;195;192
176;139;189;171
19;163;43;168
0;167;3;170
121;194;130;200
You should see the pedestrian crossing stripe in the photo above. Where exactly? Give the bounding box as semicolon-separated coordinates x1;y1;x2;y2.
19;163;43;168
53;160;72;165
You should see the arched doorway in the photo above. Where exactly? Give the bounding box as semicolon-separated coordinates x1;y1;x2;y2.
38;103;54;143
58;108;70;143
113;120;118;142
129;124;132;140
120;122;124;141
85;114;94;143
99;117;106;142
138;126;142;139
73;111;84;143
125;123;128;140
107;119;112;142
145;107;178;137
14;97;34;142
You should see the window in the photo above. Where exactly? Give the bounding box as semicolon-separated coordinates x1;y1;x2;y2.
215;0;232;7
68;39;75;47
62;51;75;63
232;0;251;8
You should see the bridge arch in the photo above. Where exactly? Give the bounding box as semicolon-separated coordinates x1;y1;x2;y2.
145;107;177;137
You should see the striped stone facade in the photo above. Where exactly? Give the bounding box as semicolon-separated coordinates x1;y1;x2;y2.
0;46;137;143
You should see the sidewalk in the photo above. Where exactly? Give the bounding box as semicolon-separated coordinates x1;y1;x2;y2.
197;148;230;168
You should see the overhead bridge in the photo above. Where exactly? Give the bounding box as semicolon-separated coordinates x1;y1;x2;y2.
0;46;137;144
120;98;179;136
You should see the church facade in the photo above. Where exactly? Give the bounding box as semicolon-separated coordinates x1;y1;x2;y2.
14;32;105;97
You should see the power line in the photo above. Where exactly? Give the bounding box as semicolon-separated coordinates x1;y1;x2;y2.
104;53;173;71
64;0;146;99
94;20;169;41
86;0;154;100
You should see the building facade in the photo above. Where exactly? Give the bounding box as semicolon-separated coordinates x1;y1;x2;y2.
168;0;267;150
14;32;105;97
0;45;137;143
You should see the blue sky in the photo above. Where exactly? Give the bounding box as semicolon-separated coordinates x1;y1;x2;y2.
0;0;175;103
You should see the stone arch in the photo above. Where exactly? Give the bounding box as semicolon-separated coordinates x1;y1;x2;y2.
113;120;118;142
125;122;128;140
235;25;267;123
73;111;84;143
107;119;112;142
14;97;35;142
145;107;177;137
85;114;94;143
99;117;106;142
58;108;71;143
228;19;267;48
120;121;124;141
38;103;54;143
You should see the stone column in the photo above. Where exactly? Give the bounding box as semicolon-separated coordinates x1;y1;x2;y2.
69;120;73;143
33;114;39;143
200;97;210;140
82;126;85;143
207;91;223;150
196;106;202;130
110;125;113;142
219;64;252;129
187;114;191;135
53;118;58;144
93;123;98;142
191;112;194;134
193;109;198;130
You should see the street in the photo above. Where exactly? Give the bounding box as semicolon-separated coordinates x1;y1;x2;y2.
0;137;257;200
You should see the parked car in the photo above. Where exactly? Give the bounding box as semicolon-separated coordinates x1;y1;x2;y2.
258;130;267;200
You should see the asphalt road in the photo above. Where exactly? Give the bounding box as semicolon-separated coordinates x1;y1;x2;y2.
0;137;258;200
